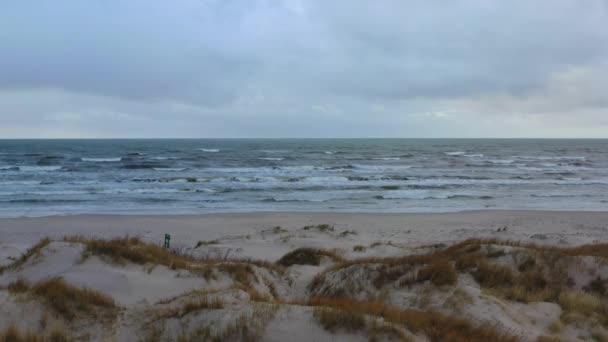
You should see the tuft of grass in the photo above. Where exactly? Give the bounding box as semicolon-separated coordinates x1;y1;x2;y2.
558;290;603;316
352;245;367;252
313;307;367;333
194;240;219;248
272;226;288;234
0;324;71;342
277;248;343;267
8;278;30;294
0;238;51;275
306;297;518;342
66;236;188;270
536;336;562;342
31;278;116;321
416;261;458;286
303;224;334;232
472;261;514;288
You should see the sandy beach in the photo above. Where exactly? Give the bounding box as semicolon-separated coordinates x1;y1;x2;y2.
2;210;608;341
2;210;608;264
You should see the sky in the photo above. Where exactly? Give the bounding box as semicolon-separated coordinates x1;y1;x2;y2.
1;0;608;138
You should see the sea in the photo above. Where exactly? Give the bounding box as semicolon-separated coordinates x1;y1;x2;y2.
0;139;607;217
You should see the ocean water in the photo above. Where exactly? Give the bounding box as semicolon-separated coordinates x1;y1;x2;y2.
0;139;607;217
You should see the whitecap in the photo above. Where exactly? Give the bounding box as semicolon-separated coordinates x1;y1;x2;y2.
380;190;449;200
485;159;514;164
372;157;400;161
463;154;484;158
324;151;335;155
81;157;122;162
258;157;284;161
153;168;186;172
444;151;465;156
353;164;413;171
18;166;63;172
199;148;220;153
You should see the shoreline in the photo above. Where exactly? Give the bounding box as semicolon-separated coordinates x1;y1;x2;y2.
2;209;608;265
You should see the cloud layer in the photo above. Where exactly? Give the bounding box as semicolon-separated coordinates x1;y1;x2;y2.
1;0;607;137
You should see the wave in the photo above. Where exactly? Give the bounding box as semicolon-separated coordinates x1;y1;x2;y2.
444;151;465;156
377;190;493;200
352;164;413;171
484;159;514;164
3;199;88;204
82;157;122;162
122;164;169;169
324;151;335;155
372;157;400;161
259;149;288;153
258;157;284;161
18;166;63;172
0;165;19;171
464;154;484;158
153;168;186;172
515;155;587;161
199;148;220;153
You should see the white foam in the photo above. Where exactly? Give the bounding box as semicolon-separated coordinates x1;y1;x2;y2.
380;190;449;200
444;151;465;156
515;156;587;161
303;176;350;183
153;168;186;172
81;157;122;162
324;151;335;155
464;154;484;158
485;159;514;164
18;166;63;172
199;148;220;153
353;164;413;171
258;157;284;161
372;157;400;161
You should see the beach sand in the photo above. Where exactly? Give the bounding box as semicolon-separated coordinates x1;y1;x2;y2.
1;210;608;341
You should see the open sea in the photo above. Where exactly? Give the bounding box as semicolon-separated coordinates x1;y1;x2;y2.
0;139;607;217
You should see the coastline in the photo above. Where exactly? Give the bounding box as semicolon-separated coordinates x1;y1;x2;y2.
3;209;608;265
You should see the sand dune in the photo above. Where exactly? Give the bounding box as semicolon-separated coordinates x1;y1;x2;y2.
1;211;608;341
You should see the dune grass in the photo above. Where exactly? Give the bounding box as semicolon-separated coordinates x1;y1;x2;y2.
0;324;71;342
7;278;116;321
306;297;518;342
0;238;51;275
277;248;344;267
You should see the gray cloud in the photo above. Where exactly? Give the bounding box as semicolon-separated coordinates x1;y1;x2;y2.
0;0;607;137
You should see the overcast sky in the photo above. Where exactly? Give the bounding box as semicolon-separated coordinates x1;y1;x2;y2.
1;0;608;138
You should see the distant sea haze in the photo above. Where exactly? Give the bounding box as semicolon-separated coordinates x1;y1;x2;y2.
0;139;607;217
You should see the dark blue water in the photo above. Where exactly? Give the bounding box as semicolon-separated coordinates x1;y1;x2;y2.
1;139;607;217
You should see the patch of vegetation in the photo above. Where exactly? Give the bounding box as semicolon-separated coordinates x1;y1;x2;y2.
194;240;219;248
352;245;367;252
65;236;189;270
307;297;518;342
313;307;366;333
416;261;458;286
0;324;71;342
0;238;51;275
558;290;603;316
472;262;514;288
272;226;288;234
303;224;334;232
338;230;357;237
15;278;117;321
7;278;30;294
277;248;343;267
